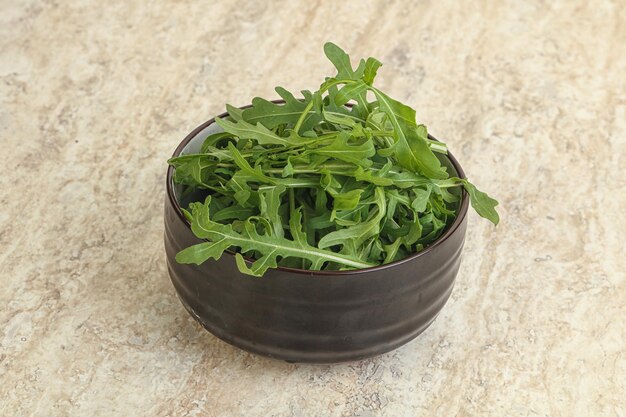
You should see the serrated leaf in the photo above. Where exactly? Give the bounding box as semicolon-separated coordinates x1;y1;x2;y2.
201;145;233;161
331;188;364;211
322;110;357;127
215;117;302;147
289;206;308;247
353;165;394;186
227;142;275;184
176;197;375;276
168;154;216;187
411;185;433;213
171;43;500;276
227;171;253;207
282;157;295;177
322;110;366;137
259;184;286;238
308;132;375;167
386;170;434;189
418;212;447;243
335;80;368;106
363;57;382;85
200;132;232;153
383;238;402;264
371;88;448;179
242;87;322;131
318;187;386;249
324;42;358;80
212;205;256;222
461;179;500;225
226;104;245;122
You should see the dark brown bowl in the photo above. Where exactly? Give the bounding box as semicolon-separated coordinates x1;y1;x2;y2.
164;103;469;363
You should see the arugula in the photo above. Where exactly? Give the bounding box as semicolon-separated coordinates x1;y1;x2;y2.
177;196;374;276
169;42;499;276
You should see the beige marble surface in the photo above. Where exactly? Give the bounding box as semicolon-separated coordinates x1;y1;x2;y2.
1;0;625;416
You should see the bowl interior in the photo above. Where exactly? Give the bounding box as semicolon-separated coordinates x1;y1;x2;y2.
180;122;222;155
173;122;224;204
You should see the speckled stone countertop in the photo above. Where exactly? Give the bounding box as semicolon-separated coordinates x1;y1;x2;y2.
1;1;624;416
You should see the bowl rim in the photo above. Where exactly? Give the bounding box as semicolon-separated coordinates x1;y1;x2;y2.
166;101;469;276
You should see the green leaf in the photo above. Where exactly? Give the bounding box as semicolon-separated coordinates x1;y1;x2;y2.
259;185;286;238
168;154;216;187
212;205;256;222
282;157;295;177
227;171;253;206
324;42;358;80
400;216;424;247
462;180;500;225
226;104;245;122
331;188;364;211
227;142;275;184
411;185;433;213
353;165;394;186
371;88;448;179
322;110;358;127
176;239;233;265
418;212;447;243
383;238;402;264
353;59;366;79
430;192;456;217
308;132;375;167
289;206;309;247
318;187;386;249
324;86;361;118
177;197;375;276
386;169;433;189
215;117;302;147
201;145;233;161
363;57;382;85
200;132;232;153
322;110;367;137
242;87;321;131
170;43;499;276
335;80;368;106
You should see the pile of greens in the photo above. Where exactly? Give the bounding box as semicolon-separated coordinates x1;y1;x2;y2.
168;43;499;276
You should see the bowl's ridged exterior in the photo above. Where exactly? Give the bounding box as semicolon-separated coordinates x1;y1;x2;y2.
164;110;468;363
164;184;467;365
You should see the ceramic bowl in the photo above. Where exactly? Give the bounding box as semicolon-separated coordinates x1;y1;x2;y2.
164;103;469;363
